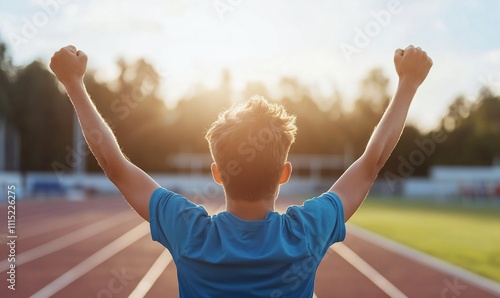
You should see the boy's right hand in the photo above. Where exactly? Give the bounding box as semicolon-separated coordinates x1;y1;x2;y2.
394;45;432;89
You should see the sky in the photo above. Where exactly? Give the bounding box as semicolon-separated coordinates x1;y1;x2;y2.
0;0;499;131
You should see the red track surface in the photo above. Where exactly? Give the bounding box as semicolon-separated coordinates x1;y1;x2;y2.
0;197;499;298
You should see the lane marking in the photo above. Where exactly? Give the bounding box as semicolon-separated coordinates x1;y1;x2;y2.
20;219;88;239
128;250;173;298
30;222;149;298
13;199;118;225
347;224;500;296
330;243;408;298
20;207;123;240
0;212;132;271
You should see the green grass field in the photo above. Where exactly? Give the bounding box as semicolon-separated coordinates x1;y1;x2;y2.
349;198;500;282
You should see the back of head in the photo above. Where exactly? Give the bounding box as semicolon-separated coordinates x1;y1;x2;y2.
205;96;297;201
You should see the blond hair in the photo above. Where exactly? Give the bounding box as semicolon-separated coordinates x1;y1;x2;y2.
205;96;297;200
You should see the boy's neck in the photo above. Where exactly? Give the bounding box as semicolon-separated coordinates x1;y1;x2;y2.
225;197;275;221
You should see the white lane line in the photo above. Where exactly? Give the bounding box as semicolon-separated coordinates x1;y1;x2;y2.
20;209;118;240
0;212;132;271
14;199;116;225
18;200;121;238
128;250;173;298
330;243;408;298
30;221;149;298
347;224;500;296
20;219;86;239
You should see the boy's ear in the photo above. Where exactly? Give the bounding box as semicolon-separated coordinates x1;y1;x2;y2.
211;162;223;185
279;162;292;185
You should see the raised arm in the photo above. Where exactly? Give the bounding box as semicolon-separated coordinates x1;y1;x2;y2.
50;45;159;221
330;45;432;221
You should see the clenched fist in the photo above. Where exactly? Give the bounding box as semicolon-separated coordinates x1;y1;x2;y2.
394;45;432;88
50;45;87;86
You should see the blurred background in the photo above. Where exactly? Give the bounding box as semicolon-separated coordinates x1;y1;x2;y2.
1;0;500;198
0;0;499;294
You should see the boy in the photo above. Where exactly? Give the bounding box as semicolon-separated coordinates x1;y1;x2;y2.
50;45;432;297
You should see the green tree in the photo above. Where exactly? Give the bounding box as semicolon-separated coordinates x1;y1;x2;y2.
432;89;500;166
0;42;14;119
347;68;391;158
173;69;232;154
11;61;73;171
85;59;173;172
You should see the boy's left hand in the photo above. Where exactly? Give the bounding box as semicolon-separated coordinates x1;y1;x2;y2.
50;45;87;86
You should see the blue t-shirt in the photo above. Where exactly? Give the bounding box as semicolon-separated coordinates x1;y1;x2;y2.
149;188;346;298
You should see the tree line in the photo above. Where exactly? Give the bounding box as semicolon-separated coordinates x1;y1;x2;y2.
0;41;499;178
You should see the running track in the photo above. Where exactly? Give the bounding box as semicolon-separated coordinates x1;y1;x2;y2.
1;197;499;298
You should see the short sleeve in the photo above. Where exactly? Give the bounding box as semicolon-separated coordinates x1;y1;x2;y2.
285;192;346;257
149;188;211;260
